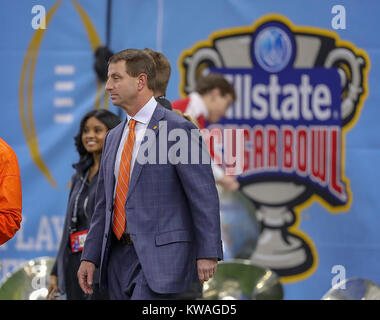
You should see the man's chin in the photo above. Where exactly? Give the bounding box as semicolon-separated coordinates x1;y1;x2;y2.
110;99;121;106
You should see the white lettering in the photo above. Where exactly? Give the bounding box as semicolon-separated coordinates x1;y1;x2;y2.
281;84;299;120
331;264;346;289
143;304;176;318
229;74;333;121
31;5;46;30
15;216;63;251
168;128;189;164
331;5;346;30
312;84;332;120
269;75;282;120
299;75;313;120
252;84;268;120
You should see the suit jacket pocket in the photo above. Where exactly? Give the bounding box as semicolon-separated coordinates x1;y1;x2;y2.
155;229;193;246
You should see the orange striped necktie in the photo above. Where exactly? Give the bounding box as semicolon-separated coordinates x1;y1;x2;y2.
113;119;137;240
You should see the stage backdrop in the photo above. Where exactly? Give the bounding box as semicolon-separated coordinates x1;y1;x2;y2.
0;0;379;300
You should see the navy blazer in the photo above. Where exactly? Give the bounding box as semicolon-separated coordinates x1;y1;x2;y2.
52;157;99;294
81;103;223;294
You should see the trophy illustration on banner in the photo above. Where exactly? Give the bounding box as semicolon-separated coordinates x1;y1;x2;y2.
179;15;368;279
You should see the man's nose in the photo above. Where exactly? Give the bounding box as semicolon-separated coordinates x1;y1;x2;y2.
105;79;112;90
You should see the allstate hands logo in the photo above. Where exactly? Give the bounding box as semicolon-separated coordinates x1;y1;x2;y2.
253;24;294;73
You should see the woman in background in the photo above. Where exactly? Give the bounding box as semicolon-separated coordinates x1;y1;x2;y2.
48;109;120;300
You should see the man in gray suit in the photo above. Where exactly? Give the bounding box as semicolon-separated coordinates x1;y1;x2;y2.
77;49;223;299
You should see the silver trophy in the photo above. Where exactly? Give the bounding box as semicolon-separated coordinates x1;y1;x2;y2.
218;187;260;260
182;21;367;277
0;256;55;300
202;259;283;300
322;278;380;300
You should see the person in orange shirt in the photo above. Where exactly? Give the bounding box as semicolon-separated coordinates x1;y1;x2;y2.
0;138;22;245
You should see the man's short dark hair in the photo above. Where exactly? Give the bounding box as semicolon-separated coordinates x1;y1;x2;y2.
143;48;171;96
108;49;156;91
195;73;236;101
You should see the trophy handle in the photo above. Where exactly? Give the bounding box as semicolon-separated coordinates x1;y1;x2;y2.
324;48;365;121
184;48;223;93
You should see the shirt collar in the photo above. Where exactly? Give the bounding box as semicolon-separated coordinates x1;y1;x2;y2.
188;92;209;119
126;96;157;125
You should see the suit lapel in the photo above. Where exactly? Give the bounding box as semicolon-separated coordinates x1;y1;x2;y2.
107;120;127;200
127;105;165;201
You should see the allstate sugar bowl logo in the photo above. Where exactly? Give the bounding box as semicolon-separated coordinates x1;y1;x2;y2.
179;14;369;282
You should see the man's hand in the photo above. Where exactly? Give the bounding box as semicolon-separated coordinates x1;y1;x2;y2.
77;260;95;295
197;258;218;283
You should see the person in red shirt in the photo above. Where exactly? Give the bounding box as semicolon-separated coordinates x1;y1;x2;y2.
172;73;239;191
0;138;22;245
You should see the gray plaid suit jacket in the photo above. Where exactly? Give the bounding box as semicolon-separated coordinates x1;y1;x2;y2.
81;103;223;294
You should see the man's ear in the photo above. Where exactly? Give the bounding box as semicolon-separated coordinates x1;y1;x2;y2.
209;87;222;101
137;73;148;91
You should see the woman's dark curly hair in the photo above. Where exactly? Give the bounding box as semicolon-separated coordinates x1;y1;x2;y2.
74;109;121;163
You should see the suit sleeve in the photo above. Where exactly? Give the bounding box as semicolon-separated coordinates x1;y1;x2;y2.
174;121;223;260
80;134;109;266
0;148;22;246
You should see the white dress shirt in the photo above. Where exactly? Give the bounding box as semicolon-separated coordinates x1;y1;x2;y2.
185;92;209;121
113;96;157;198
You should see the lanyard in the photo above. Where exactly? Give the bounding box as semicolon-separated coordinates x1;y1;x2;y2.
70;170;89;234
